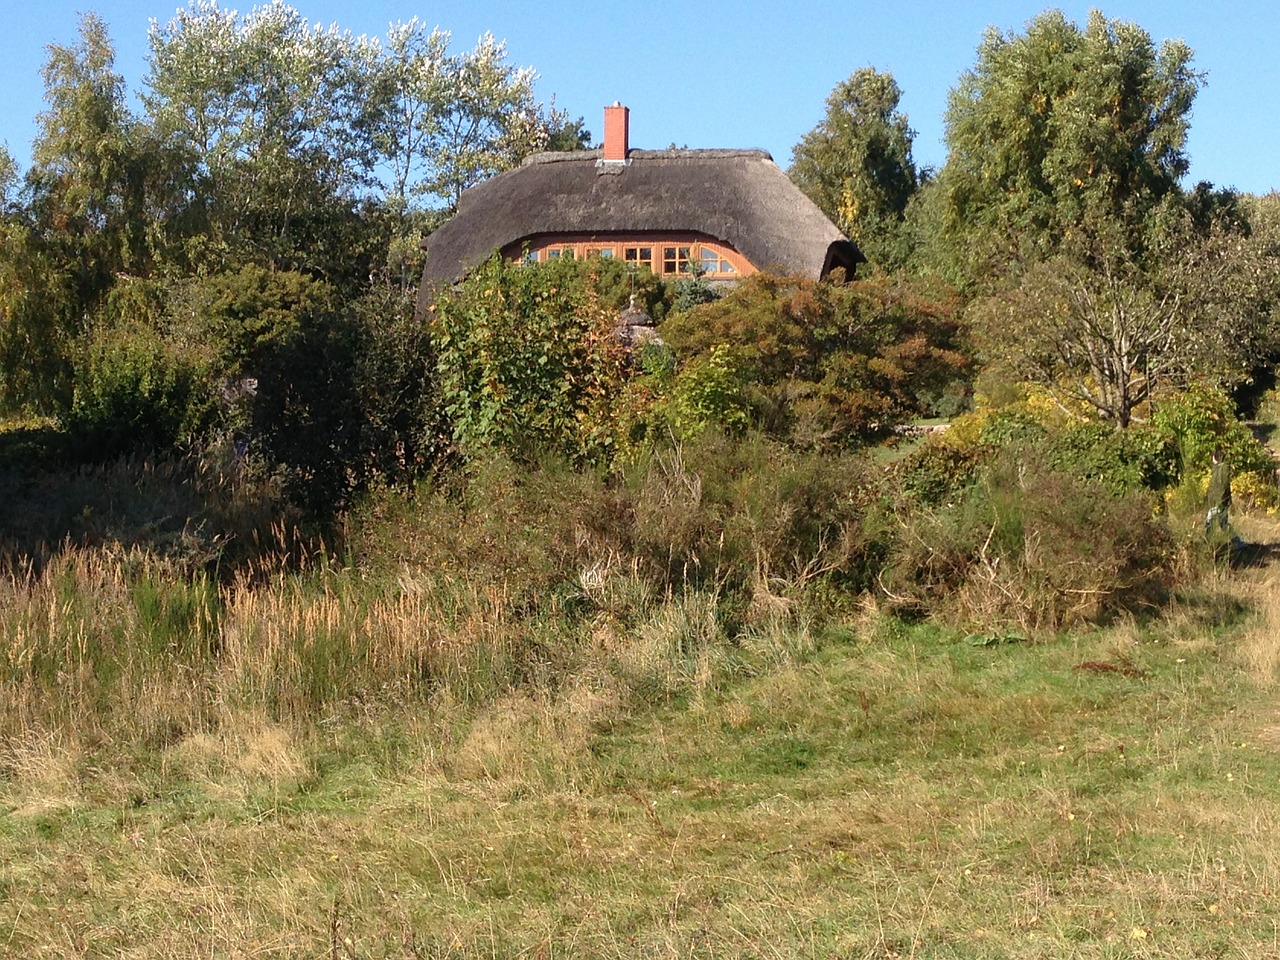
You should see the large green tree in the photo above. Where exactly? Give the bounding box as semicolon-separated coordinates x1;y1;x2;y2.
144;1;383;282
145;4;565;284
790;68;919;271
935;10;1201;286
29;13;145;287
366;19;566;286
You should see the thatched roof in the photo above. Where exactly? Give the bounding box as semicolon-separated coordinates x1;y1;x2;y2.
416;148;862;301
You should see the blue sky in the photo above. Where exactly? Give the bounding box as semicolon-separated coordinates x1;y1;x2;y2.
3;0;1278;194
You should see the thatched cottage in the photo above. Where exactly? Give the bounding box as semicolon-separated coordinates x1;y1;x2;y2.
415;104;862;315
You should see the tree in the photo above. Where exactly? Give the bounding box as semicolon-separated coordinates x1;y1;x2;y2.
377;27;558;210
545;113;592;152
1;13;143;413
790;68;919;271
972;213;1277;427
0;223;75;412
0;146;17;214
365;19;565;286
935;10;1201;286
29;12;145;288
145;5;563;282
144;1;381;281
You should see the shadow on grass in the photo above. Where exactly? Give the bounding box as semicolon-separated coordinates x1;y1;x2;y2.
1228;537;1280;570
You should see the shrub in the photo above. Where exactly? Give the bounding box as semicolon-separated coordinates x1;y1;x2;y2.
430;256;632;463
894;436;983;504
629;431;891;598
350;283;443;485
660;272;968;447
177;265;448;512
656;344;751;440
1151;383;1275;477
1041;420;1178;493
64;322;217;459
886;453;1174;630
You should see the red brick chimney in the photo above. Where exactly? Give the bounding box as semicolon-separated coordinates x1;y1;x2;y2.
603;102;629;163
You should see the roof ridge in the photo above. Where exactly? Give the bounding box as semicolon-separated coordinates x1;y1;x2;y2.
524;147;774;166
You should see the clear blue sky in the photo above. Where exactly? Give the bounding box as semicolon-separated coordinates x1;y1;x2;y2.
2;0;1278;195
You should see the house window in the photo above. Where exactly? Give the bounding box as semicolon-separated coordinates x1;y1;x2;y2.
586;247;615;259
522;248;539;264
546;247;575;260
662;246;692;274
624;246;653;270
700;247;736;275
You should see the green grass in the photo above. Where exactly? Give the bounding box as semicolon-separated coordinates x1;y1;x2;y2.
4;591;1280;958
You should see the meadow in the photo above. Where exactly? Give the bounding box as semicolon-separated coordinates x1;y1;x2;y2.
3;435;1280;959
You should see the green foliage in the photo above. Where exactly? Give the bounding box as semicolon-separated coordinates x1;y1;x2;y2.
349;283;443;484
658;345;750;440
30;11;146;279
888;455;1174;630
6;13;149;414
661;272;968;447
63;322;216;459
430;255;631;462
1041;420;1179;493
898;380;1271;515
360;433;890;613
1151;382;1275;478
668;273;721;314
970;212;1277;427
790;67;919;270
180;264;337;373
144;5;570;283
935;10;1200;285
894;437;983;504
169;265;438;510
627;432;891;597
0;223;76;414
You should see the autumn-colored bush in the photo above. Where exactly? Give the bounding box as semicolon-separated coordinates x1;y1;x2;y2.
660;272;968;447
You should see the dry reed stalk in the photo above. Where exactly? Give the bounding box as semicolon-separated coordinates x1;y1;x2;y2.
1235;569;1280;687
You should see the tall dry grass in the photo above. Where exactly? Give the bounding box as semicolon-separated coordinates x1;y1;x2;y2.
0;532;756;790
0;434;1242;800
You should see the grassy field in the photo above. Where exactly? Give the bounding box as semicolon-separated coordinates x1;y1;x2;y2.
4;503;1280;959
